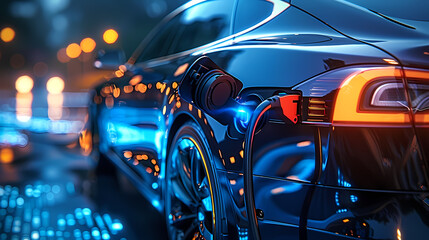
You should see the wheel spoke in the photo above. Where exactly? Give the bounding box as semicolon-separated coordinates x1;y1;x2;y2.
171;180;195;208
167;133;216;240
176;145;199;202
200;221;214;240
198;176;210;200
170;213;197;228
190;148;202;199
183;220;199;240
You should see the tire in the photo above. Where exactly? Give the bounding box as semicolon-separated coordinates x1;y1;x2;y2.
164;121;221;240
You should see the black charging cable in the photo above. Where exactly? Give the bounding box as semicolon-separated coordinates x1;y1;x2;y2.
244;94;300;240
244;97;273;240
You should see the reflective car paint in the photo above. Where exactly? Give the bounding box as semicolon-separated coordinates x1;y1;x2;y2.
86;0;429;239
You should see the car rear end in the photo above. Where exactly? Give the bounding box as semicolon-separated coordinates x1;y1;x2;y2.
293;64;429;239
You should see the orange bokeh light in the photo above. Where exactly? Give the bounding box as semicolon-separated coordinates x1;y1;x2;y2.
15;75;34;93
46;76;65;94
80;37;96;53
57;48;70;63
1;27;15;42
103;29;118;44
66;43;82;59
0;148;14;164
123;151;132;158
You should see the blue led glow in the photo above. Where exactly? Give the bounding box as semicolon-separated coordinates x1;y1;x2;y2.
236;107;251;128
47;229;54;237
152;199;160;208
25;188;33;197
75;208;83;219
101;230;110;240
83;231;91;240
32;217;41;228
238;225;249;240
151;182;159;189
336;208;348;213
111;221;123;231
16;197;24;206
57;218;66;227
8;199;16;208
66;218;76;226
73;229;82;238
91;227;100;238
0;200;7;208
94;214;105;229
31;231;39;240
350;195;358;203
335;192;340;206
32;189;41;198
82;208;91;216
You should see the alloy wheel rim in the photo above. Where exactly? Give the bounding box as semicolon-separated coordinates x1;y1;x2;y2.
167;137;215;240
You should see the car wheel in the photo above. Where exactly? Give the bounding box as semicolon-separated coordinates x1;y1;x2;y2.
165;121;220;240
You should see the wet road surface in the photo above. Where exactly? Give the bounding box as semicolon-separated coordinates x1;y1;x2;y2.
0;133;168;240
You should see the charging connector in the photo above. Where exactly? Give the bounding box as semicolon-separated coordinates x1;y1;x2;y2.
244;94;301;240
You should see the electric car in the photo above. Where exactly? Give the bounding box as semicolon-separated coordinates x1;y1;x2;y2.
86;0;429;239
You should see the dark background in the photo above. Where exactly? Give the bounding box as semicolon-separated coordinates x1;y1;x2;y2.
0;0;187;91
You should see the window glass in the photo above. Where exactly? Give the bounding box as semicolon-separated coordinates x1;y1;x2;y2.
137;0;234;63
169;0;234;55
137;14;182;62
233;0;273;34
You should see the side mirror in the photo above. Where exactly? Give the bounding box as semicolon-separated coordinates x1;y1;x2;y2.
93;49;126;69
179;56;243;125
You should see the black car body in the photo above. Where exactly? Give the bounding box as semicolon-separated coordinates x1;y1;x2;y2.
86;0;429;239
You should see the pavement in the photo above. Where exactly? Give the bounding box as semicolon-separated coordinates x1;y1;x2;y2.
0;127;168;240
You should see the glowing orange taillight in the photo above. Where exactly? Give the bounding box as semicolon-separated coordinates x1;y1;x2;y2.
332;67;411;125
295;66;429;126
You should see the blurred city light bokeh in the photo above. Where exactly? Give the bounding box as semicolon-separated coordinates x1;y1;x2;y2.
0;1;186;239
0;0;186;149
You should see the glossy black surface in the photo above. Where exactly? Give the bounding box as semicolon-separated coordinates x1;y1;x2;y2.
86;0;429;239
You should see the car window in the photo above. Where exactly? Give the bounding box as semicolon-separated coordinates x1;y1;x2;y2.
233;0;274;34
169;0;234;55
137;13;182;62
137;0;234;63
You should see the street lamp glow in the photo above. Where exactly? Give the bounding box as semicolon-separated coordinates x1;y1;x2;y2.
1;27;15;42
66;43;82;58
15;75;34;93
80;37;96;53
46;76;65;94
103;29;118;44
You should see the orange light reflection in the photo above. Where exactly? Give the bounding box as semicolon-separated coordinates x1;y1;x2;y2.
0;148;14;163
16;92;33;122
47;93;63;120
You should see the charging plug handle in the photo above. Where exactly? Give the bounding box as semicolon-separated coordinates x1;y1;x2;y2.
244;94;301;240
